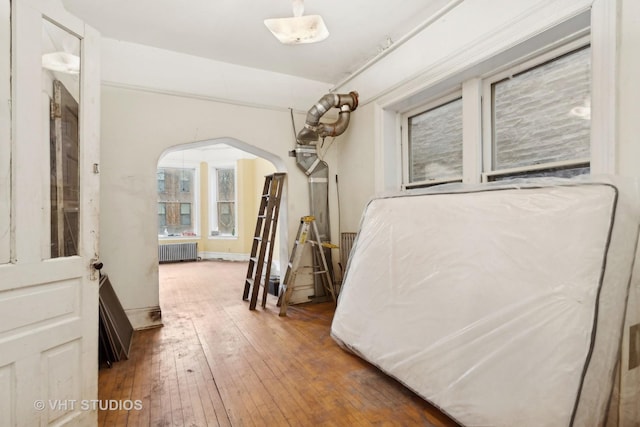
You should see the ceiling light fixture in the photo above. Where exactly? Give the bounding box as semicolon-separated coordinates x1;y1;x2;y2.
264;0;329;45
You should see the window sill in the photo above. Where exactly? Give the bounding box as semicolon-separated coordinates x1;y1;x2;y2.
158;235;200;241
208;235;238;240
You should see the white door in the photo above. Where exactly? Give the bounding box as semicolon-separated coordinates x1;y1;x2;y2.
0;0;101;425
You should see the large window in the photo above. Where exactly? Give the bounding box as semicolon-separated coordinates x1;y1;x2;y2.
403;94;463;187
484;42;591;181
157;167;198;237
210;167;236;237
400;38;591;186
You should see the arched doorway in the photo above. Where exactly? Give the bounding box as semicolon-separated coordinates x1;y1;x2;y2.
156;137;289;296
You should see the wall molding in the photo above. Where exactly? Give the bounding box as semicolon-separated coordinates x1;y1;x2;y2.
100;38;331;113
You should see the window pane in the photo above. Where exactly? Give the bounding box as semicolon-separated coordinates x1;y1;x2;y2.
217;169;234;201
49;82;80;257
46;20;81;258
180;203;191;225
493;46;591;170
179;170;191;192
408;98;462;183
217;202;235;235
157;170;165;192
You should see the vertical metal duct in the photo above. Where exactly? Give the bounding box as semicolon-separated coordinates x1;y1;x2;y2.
295;91;358;300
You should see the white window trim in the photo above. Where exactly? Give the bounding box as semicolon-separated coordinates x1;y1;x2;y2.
589;0;617;174
156;160;200;240
481;36;591;177
401;89;463;189
209;163;238;240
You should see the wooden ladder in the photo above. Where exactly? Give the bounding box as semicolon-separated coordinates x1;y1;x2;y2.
277;216;336;317
242;172;286;310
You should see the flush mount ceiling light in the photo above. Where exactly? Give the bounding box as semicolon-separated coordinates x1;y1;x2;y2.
264;0;329;45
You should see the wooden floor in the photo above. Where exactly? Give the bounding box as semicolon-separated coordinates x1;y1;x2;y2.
98;260;458;426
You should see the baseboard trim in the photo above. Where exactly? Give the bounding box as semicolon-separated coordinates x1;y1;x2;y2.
125;306;163;330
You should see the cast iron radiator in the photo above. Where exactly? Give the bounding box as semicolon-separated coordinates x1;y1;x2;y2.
158;242;198;263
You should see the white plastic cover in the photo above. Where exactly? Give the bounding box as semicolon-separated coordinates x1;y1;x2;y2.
331;180;640;426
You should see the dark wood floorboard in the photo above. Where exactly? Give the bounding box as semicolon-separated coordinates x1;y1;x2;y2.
98;260;458;426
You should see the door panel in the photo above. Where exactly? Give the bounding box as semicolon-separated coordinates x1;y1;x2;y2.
0;279;78;335
0;0;101;425
42;340;81;424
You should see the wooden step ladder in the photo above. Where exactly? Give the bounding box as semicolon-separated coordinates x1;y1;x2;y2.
242;173;286;310
277;216;337;317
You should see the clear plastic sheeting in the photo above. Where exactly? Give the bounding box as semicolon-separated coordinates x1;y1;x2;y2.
331;179;640;427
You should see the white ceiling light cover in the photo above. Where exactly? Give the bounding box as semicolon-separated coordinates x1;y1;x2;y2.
264;15;329;44
264;0;329;45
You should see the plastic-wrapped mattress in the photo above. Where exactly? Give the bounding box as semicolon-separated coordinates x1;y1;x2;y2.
331;180;640;426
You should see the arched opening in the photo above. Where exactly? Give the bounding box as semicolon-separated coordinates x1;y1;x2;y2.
156;137;289;302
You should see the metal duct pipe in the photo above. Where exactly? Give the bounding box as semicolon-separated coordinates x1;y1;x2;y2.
294;91;358;300
297;92;358;144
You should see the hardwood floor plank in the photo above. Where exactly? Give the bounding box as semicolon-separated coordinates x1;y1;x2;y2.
98;260;459;426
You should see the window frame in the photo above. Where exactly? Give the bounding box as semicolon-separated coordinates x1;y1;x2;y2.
209;164;237;239
481;36;592;182
401;90;463;189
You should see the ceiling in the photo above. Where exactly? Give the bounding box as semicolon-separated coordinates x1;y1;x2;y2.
61;0;453;84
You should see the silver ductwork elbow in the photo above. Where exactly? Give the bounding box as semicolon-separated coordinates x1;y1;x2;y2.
293;91;358;300
297;91;359;145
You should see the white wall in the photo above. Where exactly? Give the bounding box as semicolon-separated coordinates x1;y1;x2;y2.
101;38;332;112
335;103;376;233
100;85;343;328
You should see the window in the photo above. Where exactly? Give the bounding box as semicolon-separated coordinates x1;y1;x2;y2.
484;43;591;181
157;166;198;237
210;167;236;237
403;94;463;188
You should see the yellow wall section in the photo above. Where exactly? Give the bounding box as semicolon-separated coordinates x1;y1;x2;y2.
159;158;277;260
